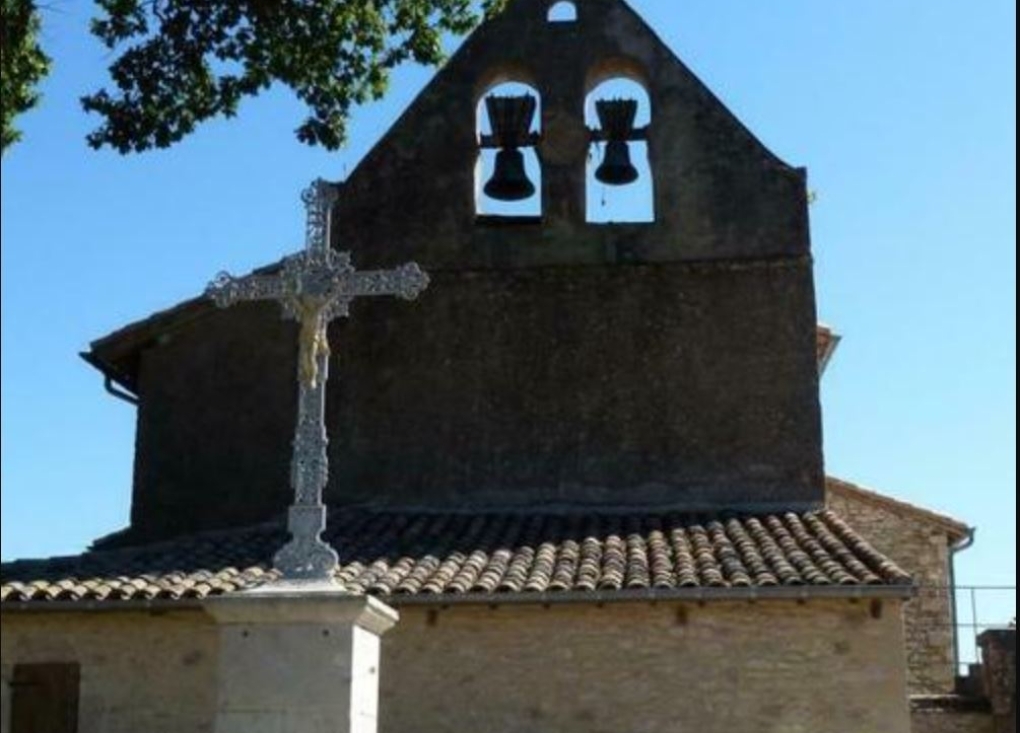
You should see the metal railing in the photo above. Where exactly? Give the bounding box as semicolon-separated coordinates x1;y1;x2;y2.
910;584;1015;674
951;585;1015;672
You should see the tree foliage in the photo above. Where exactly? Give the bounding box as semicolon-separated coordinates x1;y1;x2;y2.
1;0;505;154
82;0;506;153
1;0;51;153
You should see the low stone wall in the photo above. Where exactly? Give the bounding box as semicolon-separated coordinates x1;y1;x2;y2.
1;596;918;733
381;598;911;733
1;610;217;733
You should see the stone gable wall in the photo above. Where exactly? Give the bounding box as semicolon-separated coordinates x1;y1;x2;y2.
336;0;810;268
828;487;958;694
115;0;824;545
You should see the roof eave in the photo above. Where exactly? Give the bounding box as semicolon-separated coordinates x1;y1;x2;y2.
0;583;916;614
386;583;916;607
84;295;212;392
0;597;206;615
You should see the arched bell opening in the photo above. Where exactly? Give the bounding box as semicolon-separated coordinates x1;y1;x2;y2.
475;81;543;220
584;77;654;224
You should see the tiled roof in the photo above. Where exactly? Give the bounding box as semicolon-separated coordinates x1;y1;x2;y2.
0;509;911;604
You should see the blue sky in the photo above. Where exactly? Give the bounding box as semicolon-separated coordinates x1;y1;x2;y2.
2;1;1015;627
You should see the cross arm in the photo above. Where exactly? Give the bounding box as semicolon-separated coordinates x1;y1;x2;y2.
205;269;293;308
342;263;430;301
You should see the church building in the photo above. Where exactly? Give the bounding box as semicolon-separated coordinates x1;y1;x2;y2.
2;2;1012;732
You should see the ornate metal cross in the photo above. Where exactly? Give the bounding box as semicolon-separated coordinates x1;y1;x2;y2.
205;179;429;581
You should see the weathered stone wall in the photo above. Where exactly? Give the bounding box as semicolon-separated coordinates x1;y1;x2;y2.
828;485;957;694
1;598;911;733
380;599;911;733
978;629;1016;733
131;301;298;538
129;258;823;542
889;628;1012;733
0;610;217;733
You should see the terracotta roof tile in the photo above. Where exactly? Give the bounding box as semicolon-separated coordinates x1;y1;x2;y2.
0;509;911;604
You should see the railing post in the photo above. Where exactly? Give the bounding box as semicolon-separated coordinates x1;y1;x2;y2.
972;587;981;665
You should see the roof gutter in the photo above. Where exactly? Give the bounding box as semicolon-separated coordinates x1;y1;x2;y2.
386;583;916;607
1;598;204;615
949;526;977;674
79;351;139;406
0;583;916;615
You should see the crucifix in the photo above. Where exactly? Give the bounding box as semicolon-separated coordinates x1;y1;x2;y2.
205;179;429;581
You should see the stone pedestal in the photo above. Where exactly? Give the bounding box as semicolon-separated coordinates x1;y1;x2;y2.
205;585;398;733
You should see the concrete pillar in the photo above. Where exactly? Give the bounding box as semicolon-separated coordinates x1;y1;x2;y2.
205;586;398;733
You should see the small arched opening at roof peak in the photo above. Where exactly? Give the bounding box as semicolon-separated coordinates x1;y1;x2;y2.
585;73;654;224
475;80;543;220
547;1;577;23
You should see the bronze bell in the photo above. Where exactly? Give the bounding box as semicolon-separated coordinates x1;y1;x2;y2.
482;94;538;202
595;140;638;186
594;98;640;186
484;148;535;201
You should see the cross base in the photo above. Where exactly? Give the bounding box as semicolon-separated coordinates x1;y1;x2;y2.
273;505;340;580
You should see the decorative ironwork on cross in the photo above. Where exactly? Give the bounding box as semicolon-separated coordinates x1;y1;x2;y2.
205;179;429;581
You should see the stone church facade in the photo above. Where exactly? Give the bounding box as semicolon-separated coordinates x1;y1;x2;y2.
1;1;1013;732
